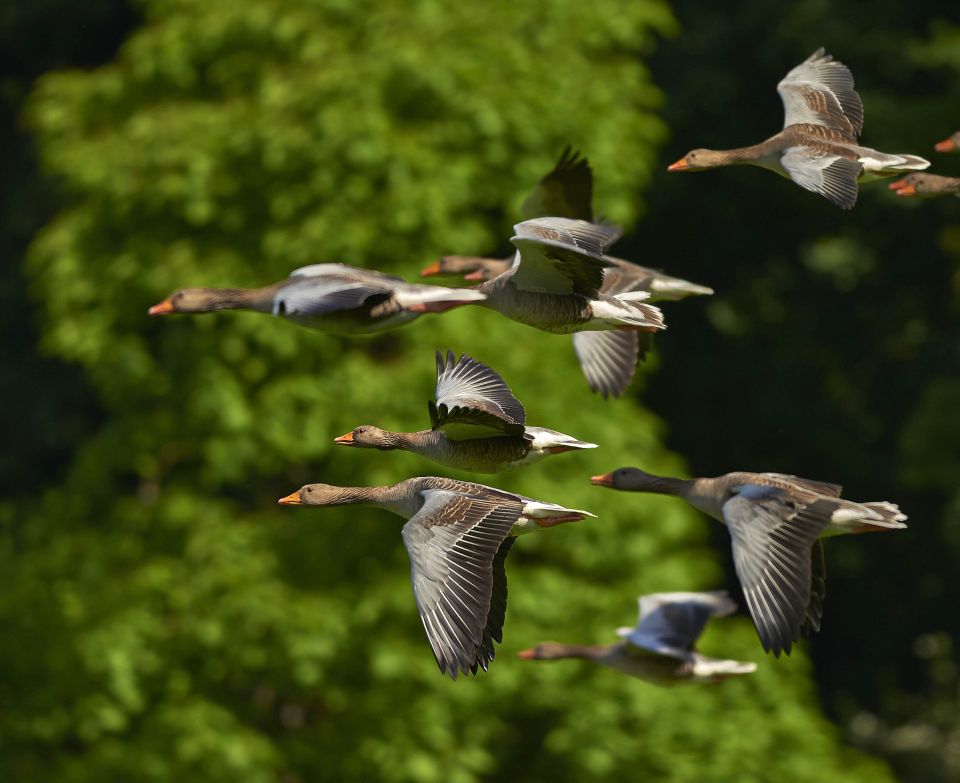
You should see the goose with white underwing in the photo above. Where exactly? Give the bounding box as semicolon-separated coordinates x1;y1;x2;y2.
590;468;907;656
668;48;929;208
278;477;594;679
335;351;597;474
148;263;485;334
518;591;757;684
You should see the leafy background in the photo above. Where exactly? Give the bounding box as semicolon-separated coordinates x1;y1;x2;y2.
2;0;958;780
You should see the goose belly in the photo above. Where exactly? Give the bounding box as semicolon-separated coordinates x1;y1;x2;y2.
486;287;590;333
417;437;531;474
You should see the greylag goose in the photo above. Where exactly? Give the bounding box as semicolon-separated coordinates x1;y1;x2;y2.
278;477;594;678
422;149;709;397
889;173;960;198
470;217;666;397
335;351;597;473
935;132;960;153
668;48;930;209
518;591;757;683
148;263;485;334
590;468;907;656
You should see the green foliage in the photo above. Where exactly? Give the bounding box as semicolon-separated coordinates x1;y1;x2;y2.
3;0;900;781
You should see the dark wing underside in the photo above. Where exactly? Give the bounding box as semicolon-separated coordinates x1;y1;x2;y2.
520;146;594;222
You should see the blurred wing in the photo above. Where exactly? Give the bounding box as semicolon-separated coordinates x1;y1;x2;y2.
429;351;526;439
401;490;522;679
777;48;863;139
723;485;833;656
780;147;860;210
520;146;594;221
289;263;406;285
510;217;618;297
273;278;391;317
571;331;639;398
802;539;827;636
624;591;736;659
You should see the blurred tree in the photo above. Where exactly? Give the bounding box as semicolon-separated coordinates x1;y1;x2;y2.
0;0;917;780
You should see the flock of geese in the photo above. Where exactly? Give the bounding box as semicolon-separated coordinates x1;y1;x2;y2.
148;49;929;682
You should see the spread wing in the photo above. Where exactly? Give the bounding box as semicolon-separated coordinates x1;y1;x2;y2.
520;146;594;221
571;331;640;399
273;277;393;317
429;351;526;439
780;147;861;210
723;485;833;656
777;48;863;140
401;489;522;679
509;217;619;297
621;591;737;660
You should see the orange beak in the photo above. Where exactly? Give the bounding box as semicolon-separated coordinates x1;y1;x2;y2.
667;157;690;172
888;179;917;196
516;648;537;660
590;473;614;487
935;138;956;153
420;261;442;277
148;298;176;316
334;432;355;445
278;491;302;505
463;270;486;281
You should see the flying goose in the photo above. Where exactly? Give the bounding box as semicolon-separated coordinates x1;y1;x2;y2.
335;351;597;473
278;477;594;679
422;149;710;396
518;591;757;683
148;263;485;334
590;468;907;656
668;48;930;208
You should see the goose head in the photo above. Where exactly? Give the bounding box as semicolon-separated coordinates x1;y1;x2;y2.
935;132;960;153
278;483;345;506
334;425;402;450
149;288;224;315
667;149;729;172
591;467;667;491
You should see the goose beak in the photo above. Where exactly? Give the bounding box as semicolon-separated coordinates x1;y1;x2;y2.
334;432;355;445
420;261;442;277
935;138;956;153
463;270;486;281
888;178;917;196
667;157;690;172
590;473;614;487
278;491;302;505
516;648;537;660
148;298;175;316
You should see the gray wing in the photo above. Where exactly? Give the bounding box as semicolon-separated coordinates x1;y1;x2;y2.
761;473;843;498
624;591;737;660
723;485;833;656
802;539;827;636
288;262;406;284
520;147;594;221
780;147;861;209
509;217;619;297
572;330;639;398
401;490;522;679
273;277;393;317
777;48;863;139
428;351;526;439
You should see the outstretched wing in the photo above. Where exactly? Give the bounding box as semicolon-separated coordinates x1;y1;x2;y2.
401;490;522;679
429;351;526;439
520;147;594;222
509;217;618;298
723;485;833;656
273;277;392;317
777;48;863;140
571;331;639;398
780;147;861;210
622;591;737;660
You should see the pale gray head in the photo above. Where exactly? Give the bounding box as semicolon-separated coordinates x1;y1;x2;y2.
148;287;238;315
278;483;345;506
667;148;729;172
333;425;401;450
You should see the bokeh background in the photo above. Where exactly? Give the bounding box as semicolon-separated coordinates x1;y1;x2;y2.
3;0;959;781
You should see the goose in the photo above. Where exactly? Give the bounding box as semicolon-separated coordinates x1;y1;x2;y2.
421;149;710;397
889;172;960;198
517;591;757;683
935;132;960;153
590;468;907;656
148;263;485;334
278;477;594;679
335;350;597;473
469;217;666;398
668;48;930;209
